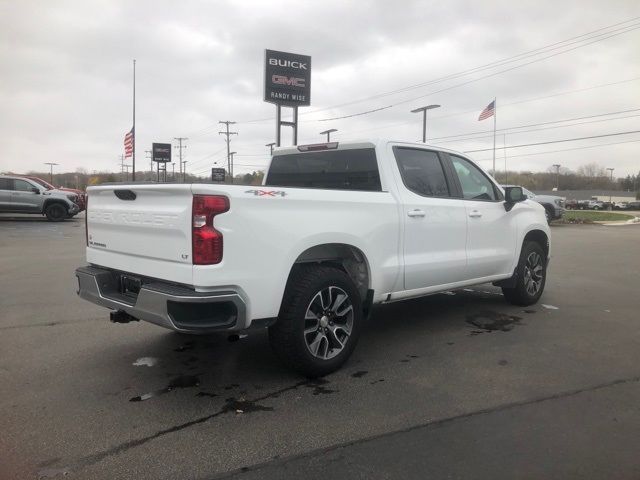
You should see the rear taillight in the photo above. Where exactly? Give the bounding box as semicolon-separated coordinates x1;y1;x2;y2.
192;195;229;265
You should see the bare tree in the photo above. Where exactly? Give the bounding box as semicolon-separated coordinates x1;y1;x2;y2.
576;162;606;177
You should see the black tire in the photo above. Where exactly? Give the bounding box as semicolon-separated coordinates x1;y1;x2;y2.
502;241;547;306
44;203;67;222
269;265;363;377
544;207;552;225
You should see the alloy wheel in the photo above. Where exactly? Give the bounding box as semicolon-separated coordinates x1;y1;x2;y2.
304;286;354;360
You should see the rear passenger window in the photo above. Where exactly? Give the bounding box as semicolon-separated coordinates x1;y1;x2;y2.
0;179;12;190
393;147;450;197
266;148;381;191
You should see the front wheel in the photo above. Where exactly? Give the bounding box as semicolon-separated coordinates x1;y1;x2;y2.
45;203;67;222
269;265;363;377
502;241;547;306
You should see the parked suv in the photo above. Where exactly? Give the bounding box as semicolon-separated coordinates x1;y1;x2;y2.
15;175;86;213
0;175;79;221
503;185;564;224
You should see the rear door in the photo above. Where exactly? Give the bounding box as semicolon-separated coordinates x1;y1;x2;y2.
392;147;468;290
86;184;195;285
447;154;517;279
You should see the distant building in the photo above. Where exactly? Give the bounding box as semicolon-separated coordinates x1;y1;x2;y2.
533;190;636;203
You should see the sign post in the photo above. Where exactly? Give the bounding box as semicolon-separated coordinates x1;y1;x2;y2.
152;143;171;182
264;49;311;147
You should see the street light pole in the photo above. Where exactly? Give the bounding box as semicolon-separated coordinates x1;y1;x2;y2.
411;105;440;143
607;167;615;209
319;128;337;142
266;142;276;155
44;162;59;183
552;164;561;190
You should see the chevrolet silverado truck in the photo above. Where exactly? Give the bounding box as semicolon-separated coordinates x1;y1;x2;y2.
75;140;550;376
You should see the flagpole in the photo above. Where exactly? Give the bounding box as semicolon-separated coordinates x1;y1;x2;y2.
492;97;497;177
132;59;136;181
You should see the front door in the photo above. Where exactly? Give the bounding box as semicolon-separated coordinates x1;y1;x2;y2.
392;147;468;290
10;179;41;212
448;154;517;279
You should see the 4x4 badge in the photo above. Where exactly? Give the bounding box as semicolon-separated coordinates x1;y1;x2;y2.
245;189;286;197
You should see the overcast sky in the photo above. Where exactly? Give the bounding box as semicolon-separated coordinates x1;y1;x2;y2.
1;0;639;179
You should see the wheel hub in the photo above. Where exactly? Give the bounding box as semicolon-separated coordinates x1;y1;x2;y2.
319;315;329;328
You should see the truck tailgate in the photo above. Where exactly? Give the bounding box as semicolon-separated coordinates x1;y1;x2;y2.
86;184;194;285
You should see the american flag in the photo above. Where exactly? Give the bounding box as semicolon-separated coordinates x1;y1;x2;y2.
124;127;134;157
478;100;495;121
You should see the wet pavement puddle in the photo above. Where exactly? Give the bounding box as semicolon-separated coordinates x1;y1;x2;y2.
466;311;523;334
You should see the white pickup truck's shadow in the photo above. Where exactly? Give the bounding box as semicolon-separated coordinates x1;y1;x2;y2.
112;287;525;405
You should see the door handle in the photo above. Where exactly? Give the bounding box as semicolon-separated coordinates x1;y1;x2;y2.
469;210;482;218
407;209;426;218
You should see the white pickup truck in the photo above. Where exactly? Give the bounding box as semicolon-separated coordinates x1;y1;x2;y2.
76;140;550;376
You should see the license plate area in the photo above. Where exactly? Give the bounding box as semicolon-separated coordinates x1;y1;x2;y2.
119;274;142;298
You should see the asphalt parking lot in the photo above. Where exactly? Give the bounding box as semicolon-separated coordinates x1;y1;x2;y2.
1;214;640;479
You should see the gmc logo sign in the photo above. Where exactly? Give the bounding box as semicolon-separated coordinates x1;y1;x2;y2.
272;75;306;87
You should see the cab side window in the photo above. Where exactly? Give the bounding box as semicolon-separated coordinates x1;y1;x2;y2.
0;179;12;191
14;180;35;192
449;155;500;201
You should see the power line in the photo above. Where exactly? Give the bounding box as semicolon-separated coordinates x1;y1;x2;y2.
305;16;640;115
471;138;640;161
332;77;640;138
463;129;640;153
317;23;640;122
432;113;640;145
234;16;640;125
429;108;640;141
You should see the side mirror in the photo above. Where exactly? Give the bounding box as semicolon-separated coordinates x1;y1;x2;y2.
504;186;525;211
31;187;41;194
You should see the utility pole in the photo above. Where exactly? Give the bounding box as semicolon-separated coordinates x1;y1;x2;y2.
229;152;237;183
320;129;337;142
411;104;440;143
44;162;59;183
218;121;238;178
174;137;188;180
607;167;615;209
266;142;276;155
145;150;152;180
553;164;561;190
123;164;131;182
119;155;125;181
132;59;136;182
182;161;187;182
171;162;175;181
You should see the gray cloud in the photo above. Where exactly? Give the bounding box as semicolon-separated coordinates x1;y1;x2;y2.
1;0;639;178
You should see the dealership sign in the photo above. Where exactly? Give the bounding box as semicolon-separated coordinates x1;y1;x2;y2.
211;168;226;182
152;143;171;163
264;49;311;106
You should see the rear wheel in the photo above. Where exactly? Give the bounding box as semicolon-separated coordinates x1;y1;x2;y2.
544;207;552;224
45;203;67;222
269;265;362;377
502;241;547;306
